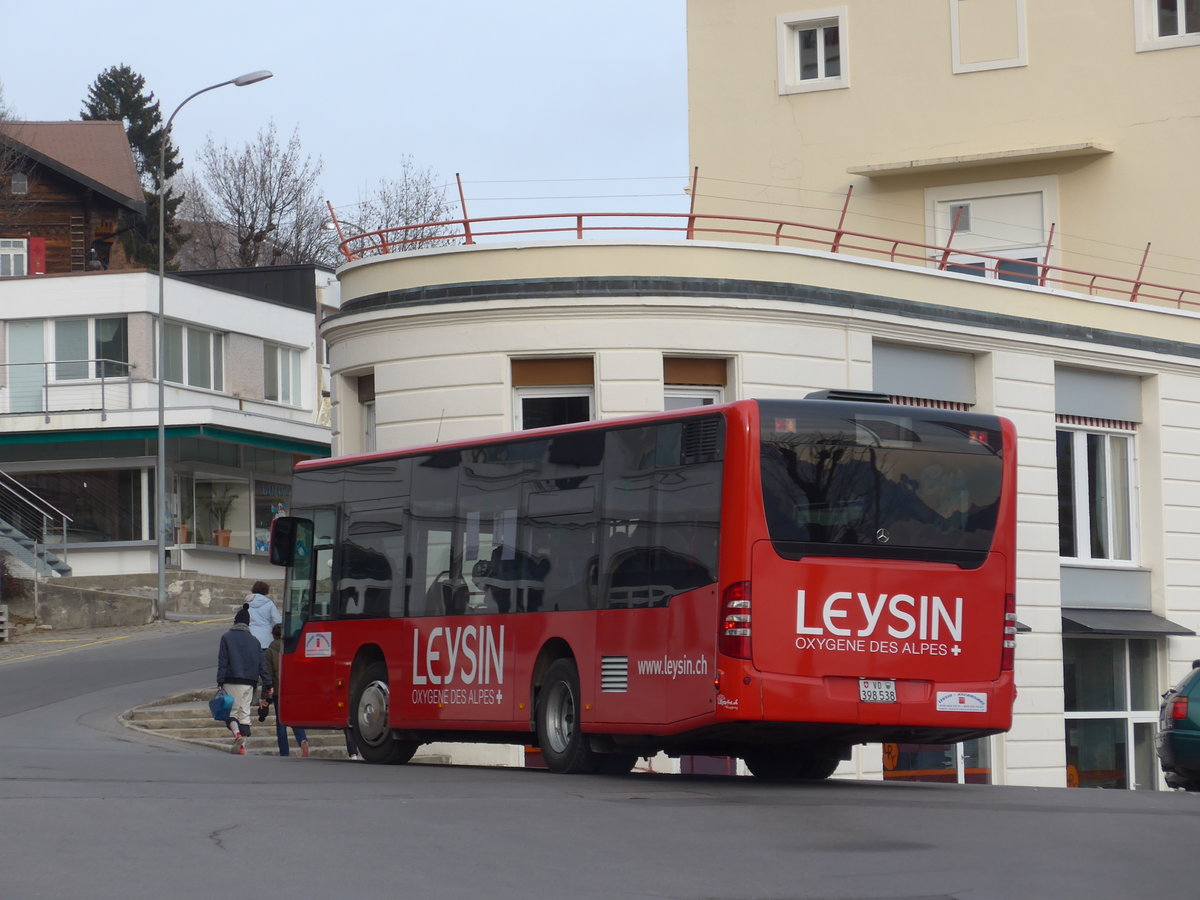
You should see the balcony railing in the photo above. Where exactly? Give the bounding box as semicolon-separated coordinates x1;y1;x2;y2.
329;208;1200;313
0;358;135;422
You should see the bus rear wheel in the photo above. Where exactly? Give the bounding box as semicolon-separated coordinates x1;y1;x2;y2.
350;660;418;765
536;659;599;774
743;745;843;780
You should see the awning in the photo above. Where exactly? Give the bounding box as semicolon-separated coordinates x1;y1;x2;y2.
1061;607;1194;636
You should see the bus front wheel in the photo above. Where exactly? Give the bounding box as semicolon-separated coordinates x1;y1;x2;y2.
350;660;418;765
536;659;599;774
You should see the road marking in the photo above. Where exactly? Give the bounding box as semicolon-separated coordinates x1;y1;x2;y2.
0;635;130;662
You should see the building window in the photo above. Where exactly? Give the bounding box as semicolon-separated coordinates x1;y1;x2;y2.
356;373;376;452
925;176;1056;284
949;0;1027;74
777;8;849;94
883;739;992;784
11;172;28;195
664;356;727;410
515;387;592;430
872;343;977;408
52;317;128;381
1056;423;1135;563
264;343;302;405
164;323;223;391
1063;637;1159;789
0;238;27;277
512;357;594;430
1136;0;1200;50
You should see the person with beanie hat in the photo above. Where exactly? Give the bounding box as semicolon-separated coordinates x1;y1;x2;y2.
217;603;273;754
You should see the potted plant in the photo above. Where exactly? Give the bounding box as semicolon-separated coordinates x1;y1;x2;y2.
207;487;239;547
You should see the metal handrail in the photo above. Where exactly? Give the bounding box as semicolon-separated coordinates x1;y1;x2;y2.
330;209;1200;312
0;358;135;422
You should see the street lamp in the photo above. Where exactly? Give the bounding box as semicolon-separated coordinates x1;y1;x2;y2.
155;70;272;621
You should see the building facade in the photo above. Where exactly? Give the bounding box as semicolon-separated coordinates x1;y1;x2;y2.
0;267;332;588
314;2;1200;786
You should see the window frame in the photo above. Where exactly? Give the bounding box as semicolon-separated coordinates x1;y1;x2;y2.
777;7;850;95
0;238;27;278
664;386;723;411
514;385;594;431
264;342;303;406
1063;636;1161;790
10;172;29;195
1056;423;1137;565
1135;0;1200;52
949;0;1028;74
164;322;224;392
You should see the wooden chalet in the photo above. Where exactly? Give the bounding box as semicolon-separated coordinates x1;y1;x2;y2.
0;121;146;275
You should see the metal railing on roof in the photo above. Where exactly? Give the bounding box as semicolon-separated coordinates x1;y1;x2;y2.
329;204;1200;313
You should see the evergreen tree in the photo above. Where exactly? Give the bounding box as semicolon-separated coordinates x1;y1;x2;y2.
81;64;185;268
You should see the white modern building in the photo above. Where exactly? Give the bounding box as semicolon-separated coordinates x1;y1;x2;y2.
0;266;333;587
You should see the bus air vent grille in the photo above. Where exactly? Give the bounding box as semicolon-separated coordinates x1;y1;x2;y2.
601;656;629;692
681;417;722;463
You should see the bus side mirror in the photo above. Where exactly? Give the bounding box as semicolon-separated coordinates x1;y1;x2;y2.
269;517;309;566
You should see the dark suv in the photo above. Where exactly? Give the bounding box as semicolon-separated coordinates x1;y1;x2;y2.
1158;661;1200;790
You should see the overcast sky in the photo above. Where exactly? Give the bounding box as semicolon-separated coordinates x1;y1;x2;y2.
2;0;690;222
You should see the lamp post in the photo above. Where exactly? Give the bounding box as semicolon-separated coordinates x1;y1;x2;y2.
154;70;272;621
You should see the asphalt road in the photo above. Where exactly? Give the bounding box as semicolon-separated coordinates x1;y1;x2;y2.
0;621;1197;900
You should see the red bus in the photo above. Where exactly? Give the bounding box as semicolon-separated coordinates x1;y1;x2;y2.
269;392;1017;778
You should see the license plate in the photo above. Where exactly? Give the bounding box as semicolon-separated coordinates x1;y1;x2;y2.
859;678;897;703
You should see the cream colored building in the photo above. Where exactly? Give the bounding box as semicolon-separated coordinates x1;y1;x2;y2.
687;0;1200;301
319;1;1200;787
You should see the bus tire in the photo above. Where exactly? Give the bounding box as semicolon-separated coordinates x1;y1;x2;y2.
350;660;418;765
536;659;598;774
743;745;842;780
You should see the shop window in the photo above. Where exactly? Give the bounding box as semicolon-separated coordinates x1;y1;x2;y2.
883;739;992;784
1063;637;1159;790
253;480;291;553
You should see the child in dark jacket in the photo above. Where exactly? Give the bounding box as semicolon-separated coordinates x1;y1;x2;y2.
217;603;273;754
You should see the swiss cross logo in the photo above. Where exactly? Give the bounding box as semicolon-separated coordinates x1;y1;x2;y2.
304;632;332;658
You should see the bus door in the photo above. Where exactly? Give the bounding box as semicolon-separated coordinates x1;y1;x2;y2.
278;509;347;728
403;450;515;725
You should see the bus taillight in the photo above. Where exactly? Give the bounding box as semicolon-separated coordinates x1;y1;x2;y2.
719;581;752;659
1002;593;1017;671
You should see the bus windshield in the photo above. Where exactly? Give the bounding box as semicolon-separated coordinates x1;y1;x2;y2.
758;400;1003;566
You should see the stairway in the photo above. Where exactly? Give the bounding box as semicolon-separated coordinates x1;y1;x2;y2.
0;517;72;578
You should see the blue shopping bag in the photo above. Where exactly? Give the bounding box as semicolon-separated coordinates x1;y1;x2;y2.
209;689;233;721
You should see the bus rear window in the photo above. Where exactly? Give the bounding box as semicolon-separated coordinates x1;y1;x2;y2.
758;402;1003;566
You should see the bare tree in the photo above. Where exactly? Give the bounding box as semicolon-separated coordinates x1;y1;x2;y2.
0;82;36;230
352;157;457;252
182;121;337;268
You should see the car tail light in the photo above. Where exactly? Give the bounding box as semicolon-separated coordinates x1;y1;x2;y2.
1001;593;1017;671
1172;696;1189;721
719;581;751;659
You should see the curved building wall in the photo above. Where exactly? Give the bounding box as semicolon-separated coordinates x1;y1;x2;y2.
322;238;1200;788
